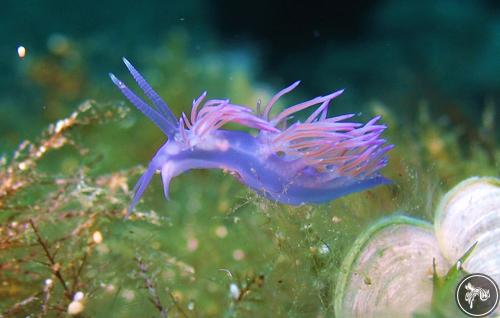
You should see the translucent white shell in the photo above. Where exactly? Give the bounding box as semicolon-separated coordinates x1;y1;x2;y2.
335;176;500;317
435;177;500;286
334;216;449;318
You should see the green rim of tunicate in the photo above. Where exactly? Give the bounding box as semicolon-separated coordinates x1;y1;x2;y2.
434;176;500;229
333;214;433;318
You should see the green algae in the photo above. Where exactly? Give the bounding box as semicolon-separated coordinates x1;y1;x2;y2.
0;31;498;317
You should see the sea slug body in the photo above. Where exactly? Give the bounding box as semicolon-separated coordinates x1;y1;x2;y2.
110;58;393;212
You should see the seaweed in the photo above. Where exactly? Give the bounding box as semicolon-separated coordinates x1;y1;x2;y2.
0;30;498;317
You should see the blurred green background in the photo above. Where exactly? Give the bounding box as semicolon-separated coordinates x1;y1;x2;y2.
0;0;498;317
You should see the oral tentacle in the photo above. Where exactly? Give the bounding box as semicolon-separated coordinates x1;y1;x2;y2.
129;163;157;215
161;164;174;200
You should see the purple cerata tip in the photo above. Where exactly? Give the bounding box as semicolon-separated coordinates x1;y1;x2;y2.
110;59;393;213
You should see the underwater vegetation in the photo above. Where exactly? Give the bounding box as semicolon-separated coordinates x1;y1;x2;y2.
0;28;499;318
110;58;392;211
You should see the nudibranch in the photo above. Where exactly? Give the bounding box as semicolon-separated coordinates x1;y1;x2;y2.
110;58;393;212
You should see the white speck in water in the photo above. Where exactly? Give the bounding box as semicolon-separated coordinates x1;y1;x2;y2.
229;283;240;300
331;216;342;224
73;291;84;301
54;120;65;133
67;301;84;315
215;225;228;238
232;249;245;261
121;289;135;301
92;231;103;244
319;243;330;255
187;237;199;252
17;46;26;58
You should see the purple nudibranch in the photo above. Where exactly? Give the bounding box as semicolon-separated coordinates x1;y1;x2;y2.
110;58;393;212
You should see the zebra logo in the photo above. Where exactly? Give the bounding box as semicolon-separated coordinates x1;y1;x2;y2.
456;273;499;317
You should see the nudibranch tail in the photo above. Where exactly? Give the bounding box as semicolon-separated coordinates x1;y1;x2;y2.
111;58;393;213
